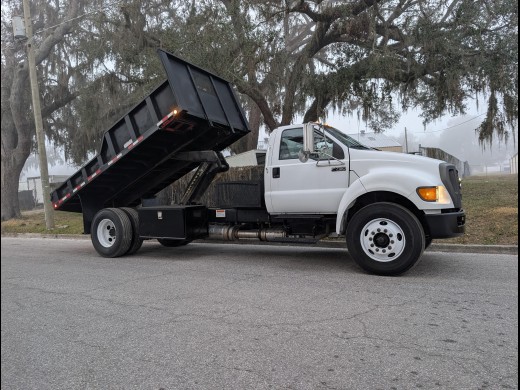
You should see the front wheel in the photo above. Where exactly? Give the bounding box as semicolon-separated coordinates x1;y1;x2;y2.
346;202;425;276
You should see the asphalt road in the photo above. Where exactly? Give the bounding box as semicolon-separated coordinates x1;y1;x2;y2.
1;237;518;390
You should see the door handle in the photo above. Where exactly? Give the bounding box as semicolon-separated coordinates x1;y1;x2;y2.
273;167;280;178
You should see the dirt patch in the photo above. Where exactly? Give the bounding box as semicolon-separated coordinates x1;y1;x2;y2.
492;207;518;215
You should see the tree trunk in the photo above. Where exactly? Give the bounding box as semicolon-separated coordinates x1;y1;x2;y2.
247;104;262;150
1;66;33;221
1;146;31;221
230;103;262;155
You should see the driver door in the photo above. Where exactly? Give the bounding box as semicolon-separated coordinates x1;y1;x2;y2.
265;127;349;214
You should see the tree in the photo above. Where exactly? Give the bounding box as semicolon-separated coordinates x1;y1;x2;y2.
21;144;65;177
133;0;517;147
2;0;517;220
1;0;85;220
1;0;164;220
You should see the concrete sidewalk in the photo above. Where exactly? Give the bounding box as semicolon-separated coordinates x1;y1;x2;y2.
1;232;517;255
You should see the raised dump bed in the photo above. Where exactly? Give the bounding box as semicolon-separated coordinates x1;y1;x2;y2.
50;49;250;232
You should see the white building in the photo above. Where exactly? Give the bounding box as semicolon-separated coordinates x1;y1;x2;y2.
226;150;266;167
18;175;70;205
346;131;403;153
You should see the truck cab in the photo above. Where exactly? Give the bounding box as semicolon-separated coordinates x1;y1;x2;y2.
263;123;465;274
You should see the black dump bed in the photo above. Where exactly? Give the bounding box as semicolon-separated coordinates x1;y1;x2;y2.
51;50;250;217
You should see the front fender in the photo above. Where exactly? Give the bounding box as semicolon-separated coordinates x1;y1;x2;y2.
335;177;367;234
335;169;447;234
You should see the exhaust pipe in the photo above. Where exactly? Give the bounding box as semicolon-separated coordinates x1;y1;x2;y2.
208;225;286;242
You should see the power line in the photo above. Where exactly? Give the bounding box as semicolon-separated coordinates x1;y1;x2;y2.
414;113;486;134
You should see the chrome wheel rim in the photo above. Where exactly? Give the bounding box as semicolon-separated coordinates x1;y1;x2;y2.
360;218;406;262
97;218;117;248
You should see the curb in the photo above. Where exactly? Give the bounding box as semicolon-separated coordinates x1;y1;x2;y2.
427;243;517;255
1;233;517;255
2;232;91;240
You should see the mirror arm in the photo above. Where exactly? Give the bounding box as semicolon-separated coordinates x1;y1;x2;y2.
315;152;346;166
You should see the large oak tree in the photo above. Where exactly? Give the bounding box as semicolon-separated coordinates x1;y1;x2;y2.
109;0;517;144
1;0;167;220
1;0;84;220
1;0;517;221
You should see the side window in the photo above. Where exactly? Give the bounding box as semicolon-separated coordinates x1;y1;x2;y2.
279;127;345;161
314;131;333;155
314;130;345;160
279;128;303;160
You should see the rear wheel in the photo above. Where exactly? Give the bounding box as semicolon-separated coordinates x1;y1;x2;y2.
120;207;143;255
91;208;133;257
346;202;425;276
157;239;191;247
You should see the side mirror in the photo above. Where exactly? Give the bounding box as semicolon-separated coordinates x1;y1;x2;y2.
298;149;309;163
299;123;315;162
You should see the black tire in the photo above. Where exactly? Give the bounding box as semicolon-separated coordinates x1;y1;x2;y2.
157;239;191;247
120;207;143;255
91;208;133;258
346;202;425;276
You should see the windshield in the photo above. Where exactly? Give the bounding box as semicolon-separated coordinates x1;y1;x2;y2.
322;126;372;150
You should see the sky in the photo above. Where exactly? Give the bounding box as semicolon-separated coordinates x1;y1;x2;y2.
327;101;518;168
327;104;479;146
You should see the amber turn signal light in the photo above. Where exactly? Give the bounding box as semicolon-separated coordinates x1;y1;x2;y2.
417;187;438;202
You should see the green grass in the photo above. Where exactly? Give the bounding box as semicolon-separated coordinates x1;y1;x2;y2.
2;174;518;245
1;210;84;235
443;174;518;245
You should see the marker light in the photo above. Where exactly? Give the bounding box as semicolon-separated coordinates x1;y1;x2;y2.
157;108;181;128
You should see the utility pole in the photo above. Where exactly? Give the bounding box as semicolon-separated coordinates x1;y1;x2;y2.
21;0;55;229
404;127;409;154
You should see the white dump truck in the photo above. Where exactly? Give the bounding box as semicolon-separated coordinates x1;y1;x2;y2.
51;50;465;276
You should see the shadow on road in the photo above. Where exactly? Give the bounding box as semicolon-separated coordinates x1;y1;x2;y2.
129;241;470;278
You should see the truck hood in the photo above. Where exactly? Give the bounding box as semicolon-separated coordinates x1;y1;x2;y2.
348;148;449;194
350;149;444;169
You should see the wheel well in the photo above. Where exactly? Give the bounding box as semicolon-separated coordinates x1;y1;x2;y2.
343;191;430;237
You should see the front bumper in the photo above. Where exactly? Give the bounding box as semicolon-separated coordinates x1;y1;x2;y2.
425;210;466;239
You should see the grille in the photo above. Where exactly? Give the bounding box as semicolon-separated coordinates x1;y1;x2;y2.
440;163;462;208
